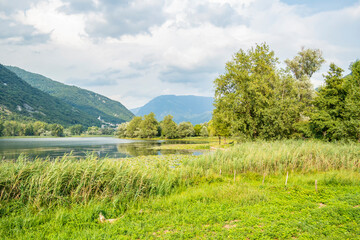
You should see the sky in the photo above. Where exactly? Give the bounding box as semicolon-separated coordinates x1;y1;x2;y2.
0;0;359;109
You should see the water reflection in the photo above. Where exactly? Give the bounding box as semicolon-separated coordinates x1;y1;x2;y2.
0;137;207;160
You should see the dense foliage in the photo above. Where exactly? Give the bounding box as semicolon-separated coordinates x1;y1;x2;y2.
213;44;302;140
116;113;207;139
311;61;360;141
212;44;359;141
6;66;134;124
0;120;115;137
139;112;159;138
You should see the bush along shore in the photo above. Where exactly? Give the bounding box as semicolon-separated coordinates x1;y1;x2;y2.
1;140;360;239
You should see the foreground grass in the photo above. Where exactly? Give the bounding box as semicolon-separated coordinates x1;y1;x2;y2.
1;140;360;239
1;171;359;239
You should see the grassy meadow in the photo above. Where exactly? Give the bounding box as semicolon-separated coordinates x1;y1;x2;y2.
1;140;360;239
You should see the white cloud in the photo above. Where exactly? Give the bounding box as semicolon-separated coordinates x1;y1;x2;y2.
0;0;359;109
14;0;89;47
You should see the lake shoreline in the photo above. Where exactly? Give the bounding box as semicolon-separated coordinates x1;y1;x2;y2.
0;134;115;139
1;140;359;239
0;136;209;160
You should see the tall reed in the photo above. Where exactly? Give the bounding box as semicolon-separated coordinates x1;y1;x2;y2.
0;154;197;207
186;140;360;174
1;140;359;207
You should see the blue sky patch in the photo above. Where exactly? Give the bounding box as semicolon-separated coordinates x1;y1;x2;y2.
281;0;359;15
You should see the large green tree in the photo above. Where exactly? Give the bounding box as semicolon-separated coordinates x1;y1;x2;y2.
23;123;34;136
116;122;128;138
139;112;159;138
126;116;142;138
285;47;325;108
210;107;231;143
194;124;202;136
310;64;345;140
213;43;301;140
87;126;100;135
285;47;325;80
50;124;64;137
160;115;178;139
341;60;360;141
285;48;325;138
69;124;83;135
177;122;195;138
260;71;301;139
200;125;209;137
3;121;21;136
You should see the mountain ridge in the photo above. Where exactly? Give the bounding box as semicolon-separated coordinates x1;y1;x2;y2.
133;95;213;125
0;64;98;126
6;66;134;125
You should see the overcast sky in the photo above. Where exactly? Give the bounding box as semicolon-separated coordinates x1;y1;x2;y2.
0;0;359;109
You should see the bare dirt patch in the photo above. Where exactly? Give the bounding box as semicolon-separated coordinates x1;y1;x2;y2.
319;203;326;208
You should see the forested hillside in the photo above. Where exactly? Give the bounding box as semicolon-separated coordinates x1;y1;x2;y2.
0;65;97;126
6;66;134;124
134;95;213;125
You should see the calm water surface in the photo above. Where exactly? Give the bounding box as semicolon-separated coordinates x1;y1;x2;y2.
0;137;207;160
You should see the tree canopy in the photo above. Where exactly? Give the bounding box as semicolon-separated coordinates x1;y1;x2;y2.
139;112;159;138
211;43;354;141
285;47;325;80
160;115;179;139
177;122;195;138
116;113;203;139
213;43;310;140
125;116;142;138
310;61;360;141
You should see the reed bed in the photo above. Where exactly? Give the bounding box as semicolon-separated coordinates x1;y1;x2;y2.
186;140;360;174
1;140;359;207
0;154;200;207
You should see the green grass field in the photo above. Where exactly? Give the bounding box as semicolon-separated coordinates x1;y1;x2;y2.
1;140;359;239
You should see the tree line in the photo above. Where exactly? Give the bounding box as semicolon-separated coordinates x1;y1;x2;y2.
0;120;115;137
0;115;211;139
212;43;360;142
116;113;209;139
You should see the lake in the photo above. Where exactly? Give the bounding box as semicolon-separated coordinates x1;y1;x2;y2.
0;137;207;160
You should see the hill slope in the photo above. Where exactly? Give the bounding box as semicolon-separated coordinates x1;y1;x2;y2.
6;66;134;124
0;65;97;126
135;95;213;125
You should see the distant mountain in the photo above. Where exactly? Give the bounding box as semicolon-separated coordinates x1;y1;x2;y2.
130;107;141;115
6;66;134;125
135;95;214;125
0;64;97;126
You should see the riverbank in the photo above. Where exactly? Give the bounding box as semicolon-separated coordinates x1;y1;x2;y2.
1;140;359;239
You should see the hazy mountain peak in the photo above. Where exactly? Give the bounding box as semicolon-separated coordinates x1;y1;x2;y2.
134;95;213;125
